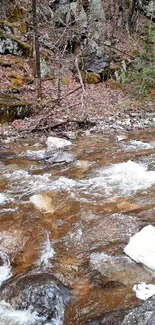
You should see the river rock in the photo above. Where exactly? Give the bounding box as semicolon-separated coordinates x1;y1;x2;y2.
121;295;155;325
45;151;75;164
90;252;150;286
124;225;155;271
30;193;55;212
46;136;72;150
0;271;70;325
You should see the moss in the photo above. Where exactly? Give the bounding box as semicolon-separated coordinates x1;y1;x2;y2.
107;79;124;93
20;23;27;34
0;59;11;67
0;29;31;56
9;73;23;86
9;73;34;86
130;49;140;58
86;72;101;84
9;6;24;23
62;78;70;85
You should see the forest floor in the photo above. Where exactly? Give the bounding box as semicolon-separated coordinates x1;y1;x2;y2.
0;15;155;139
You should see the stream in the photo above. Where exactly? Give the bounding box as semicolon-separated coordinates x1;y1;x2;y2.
0;129;155;324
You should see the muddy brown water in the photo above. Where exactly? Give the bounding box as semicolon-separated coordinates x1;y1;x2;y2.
0;130;155;324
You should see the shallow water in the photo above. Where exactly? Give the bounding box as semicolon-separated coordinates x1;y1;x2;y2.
0;130;155;324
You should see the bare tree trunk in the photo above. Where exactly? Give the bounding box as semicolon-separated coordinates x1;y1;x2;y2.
32;0;42;98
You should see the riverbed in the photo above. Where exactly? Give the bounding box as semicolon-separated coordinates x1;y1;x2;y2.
0;129;155;324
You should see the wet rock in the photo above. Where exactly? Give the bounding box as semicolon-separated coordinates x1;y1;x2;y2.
30;193;55;212
0;93;30;122
46;136;72;150
90;252;151;286
124;225;155;271
90;309;128;325
121;295;155;325
0;271;70;325
45;151;75;164
30;191;78;215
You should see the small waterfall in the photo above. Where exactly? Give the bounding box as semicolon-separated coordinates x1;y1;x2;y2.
39;232;55;265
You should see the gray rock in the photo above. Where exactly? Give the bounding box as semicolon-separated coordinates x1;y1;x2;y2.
139;0;155;19
86;50;109;78
90;0;105;22
0;28;30;57
40;58;52;78
0;271;70;325
45;150;75;164
121;295;155;325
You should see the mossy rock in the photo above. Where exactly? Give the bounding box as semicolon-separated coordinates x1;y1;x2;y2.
0;29;31;57
0;93;30;122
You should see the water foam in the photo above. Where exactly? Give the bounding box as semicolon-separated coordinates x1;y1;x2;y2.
0;194;6;204
128;140;155;150
0;301;40;325
84;160;155;197
133;282;155;300
39;232;55;265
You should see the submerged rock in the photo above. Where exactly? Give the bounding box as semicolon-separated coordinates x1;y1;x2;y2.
121;295;155;325
0;271;70;325
124;225;155;271
90;309;128;325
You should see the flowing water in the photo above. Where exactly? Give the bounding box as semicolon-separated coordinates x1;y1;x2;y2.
0;130;155;324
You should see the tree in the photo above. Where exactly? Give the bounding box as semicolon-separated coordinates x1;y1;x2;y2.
32;0;42;98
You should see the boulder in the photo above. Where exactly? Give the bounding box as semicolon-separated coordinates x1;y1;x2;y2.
121;295;155;325
0;27;30;57
0;271;70;325
0;93;30;123
124;225;155;271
